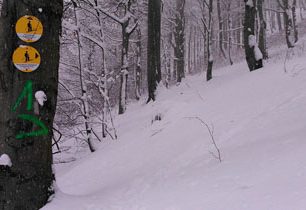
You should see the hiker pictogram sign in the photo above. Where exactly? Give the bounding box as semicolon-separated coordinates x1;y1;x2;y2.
13;46;41;72
15;15;43;43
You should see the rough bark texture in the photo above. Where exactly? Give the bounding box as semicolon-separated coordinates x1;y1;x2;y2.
292;0;298;43
227;1;233;65
147;0;161;102
0;0;63;209
206;0;213;81
244;0;258;71
174;0;185;83
279;0;295;48
257;0;268;59
118;21;130;114
217;0;226;58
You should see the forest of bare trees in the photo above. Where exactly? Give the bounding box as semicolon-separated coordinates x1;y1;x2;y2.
1;0;306;208
54;0;306;153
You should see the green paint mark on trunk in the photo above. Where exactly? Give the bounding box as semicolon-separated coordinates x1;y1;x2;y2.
12;80;33;112
16;114;48;139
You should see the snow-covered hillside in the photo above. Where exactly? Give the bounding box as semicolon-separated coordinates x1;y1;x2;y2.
43;47;306;210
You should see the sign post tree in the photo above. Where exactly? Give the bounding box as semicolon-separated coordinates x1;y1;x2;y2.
0;1;63;209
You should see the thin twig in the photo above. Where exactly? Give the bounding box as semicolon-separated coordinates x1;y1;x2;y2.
186;117;222;163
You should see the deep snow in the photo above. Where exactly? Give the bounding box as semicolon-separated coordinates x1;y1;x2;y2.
43;46;306;210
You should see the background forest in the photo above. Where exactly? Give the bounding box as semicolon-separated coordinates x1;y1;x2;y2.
48;0;306;160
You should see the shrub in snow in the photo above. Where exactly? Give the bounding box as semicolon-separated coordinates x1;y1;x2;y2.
151;113;162;124
0;154;12;167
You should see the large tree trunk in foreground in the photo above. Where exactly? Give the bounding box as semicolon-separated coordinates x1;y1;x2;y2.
0;0;63;209
147;0;161;102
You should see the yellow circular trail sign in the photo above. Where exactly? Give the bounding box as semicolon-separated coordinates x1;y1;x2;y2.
16;15;43;43
13;46;41;72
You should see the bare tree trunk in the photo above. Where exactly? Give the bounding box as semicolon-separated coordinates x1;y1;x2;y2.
292;0;298;43
244;0;259;71
98;1;137;114
206;0;214;81
92;0;107;138
228;2;234;65
277;3;283;31
258;0;268;59
135;28;142;101
73;2;95;152
278;0;295;48
147;0;161;102
174;0;185;83
0;0;63;209
188;26;192;73
217;0;226;58
119;22;130;114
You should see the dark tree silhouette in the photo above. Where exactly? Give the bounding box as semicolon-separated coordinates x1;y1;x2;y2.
0;0;63;209
147;0;161;102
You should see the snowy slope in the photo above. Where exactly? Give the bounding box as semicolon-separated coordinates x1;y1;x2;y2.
43;50;306;210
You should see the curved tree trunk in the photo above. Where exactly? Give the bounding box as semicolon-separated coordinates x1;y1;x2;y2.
0;0;63;209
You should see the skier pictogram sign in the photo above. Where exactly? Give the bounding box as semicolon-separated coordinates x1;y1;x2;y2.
12;46;41;72
15;15;43;43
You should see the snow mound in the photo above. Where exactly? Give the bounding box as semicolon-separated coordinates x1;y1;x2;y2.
0;154;12;167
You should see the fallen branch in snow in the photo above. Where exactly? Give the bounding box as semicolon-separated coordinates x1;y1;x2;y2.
186;117;222;163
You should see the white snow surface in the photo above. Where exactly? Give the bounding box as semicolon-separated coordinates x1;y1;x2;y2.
254;46;263;61
43;53;306;210
0;154;12;167
35;91;47;106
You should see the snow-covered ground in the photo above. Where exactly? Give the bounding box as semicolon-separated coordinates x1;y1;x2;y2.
43;45;306;210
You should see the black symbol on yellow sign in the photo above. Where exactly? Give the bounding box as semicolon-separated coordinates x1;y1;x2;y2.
13;46;41;72
16;16;43;43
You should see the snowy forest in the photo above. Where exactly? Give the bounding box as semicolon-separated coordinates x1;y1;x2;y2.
1;0;306;209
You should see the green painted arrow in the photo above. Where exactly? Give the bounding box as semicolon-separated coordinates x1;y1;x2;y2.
16;114;48;139
12;80;33;112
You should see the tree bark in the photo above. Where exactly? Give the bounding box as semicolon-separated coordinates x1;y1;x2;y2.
0;0;63;209
174;0;185;83
135;28;142;101
244;0;258;71
279;0;295;48
217;0;226;58
206;0;213;81
292;0;298;43
277;3;283;31
227;1;233;65
147;0;161;102
258;0;268;59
